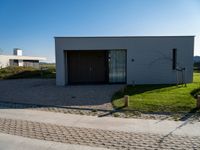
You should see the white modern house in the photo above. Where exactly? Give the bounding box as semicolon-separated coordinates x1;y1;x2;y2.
55;36;194;86
0;48;46;68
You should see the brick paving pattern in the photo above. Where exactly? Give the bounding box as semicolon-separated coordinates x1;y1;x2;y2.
0;117;199;150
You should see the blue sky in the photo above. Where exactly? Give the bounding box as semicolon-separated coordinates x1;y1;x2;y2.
0;0;199;62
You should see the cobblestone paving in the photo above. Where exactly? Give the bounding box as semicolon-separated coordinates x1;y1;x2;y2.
0;117;199;150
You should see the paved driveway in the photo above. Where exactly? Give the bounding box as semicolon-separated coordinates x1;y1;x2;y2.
0;79;124;110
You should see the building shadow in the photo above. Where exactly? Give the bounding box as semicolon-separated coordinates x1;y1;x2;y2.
112;84;175;100
98;106;126;117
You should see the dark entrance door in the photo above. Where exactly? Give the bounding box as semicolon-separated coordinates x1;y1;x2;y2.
67;50;108;84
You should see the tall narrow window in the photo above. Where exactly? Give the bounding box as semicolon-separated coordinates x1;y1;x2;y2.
108;50;126;83
172;48;177;70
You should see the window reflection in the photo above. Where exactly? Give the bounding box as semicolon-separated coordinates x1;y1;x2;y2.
108;50;126;83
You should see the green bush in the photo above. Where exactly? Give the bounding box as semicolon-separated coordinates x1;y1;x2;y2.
0;66;56;79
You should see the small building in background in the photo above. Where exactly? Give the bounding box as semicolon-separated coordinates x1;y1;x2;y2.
0;48;46;69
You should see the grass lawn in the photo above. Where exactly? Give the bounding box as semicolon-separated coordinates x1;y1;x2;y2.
0;65;56;79
112;73;200;113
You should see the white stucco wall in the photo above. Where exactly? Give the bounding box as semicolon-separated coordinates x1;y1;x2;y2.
13;49;23;56
18;60;23;66
55;36;194;86
0;55;10;68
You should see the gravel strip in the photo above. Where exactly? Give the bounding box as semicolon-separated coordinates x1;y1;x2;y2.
0;101;200;122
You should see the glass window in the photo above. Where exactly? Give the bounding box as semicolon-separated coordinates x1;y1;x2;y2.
172;48;177;70
108;50;126;83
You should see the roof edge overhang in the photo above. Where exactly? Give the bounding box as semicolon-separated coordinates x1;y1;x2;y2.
0;55;46;61
54;35;195;39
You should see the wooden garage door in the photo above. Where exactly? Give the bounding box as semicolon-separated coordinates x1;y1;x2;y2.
67;51;108;84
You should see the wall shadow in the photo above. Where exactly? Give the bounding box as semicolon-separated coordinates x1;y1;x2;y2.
112;84;176;100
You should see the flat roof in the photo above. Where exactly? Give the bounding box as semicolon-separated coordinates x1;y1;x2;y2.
0;55;46;61
54;35;195;38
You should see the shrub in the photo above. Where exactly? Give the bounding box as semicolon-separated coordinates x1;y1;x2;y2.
0;66;55;79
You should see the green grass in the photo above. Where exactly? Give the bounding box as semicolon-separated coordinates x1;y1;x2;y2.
0;66;56;79
112;72;200;113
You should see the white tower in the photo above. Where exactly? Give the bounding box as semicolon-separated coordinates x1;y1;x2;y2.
13;48;23;66
13;48;23;56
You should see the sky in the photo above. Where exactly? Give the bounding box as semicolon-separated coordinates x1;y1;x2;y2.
0;0;200;62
